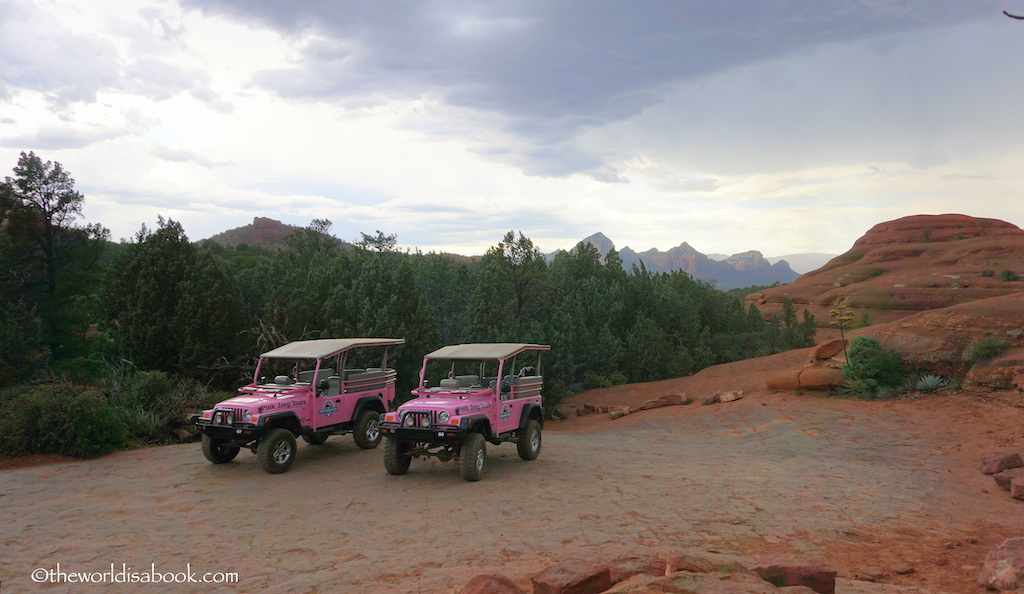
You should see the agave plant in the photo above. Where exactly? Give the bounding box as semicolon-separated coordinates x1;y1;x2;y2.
914;374;954;393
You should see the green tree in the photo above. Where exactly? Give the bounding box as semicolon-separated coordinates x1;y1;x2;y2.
1;151;109;358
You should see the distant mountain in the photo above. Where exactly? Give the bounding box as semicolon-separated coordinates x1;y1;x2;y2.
710;252;837;274
205;217;301;250
766;253;837;274
553;232;801;290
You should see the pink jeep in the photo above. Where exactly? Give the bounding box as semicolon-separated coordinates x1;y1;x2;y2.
379;343;549;481
197;338;405;473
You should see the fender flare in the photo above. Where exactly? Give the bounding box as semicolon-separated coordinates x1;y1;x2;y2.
259;412;302;435
353;395;386;421
518;403;544;429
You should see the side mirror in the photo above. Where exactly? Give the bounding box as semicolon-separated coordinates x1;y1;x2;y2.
317;378;330;392
501;381;510;394
422;378;430;388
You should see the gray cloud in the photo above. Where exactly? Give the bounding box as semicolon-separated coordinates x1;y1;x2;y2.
0;126;128;150
182;0;990;178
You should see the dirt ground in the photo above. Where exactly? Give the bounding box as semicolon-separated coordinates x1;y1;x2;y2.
2;348;1023;593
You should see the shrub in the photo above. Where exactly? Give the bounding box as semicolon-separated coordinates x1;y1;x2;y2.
967;338;1007;364
980;269;996;277
842;336;906;399
0;384;130;458
583;372;612;389
1000;269;1020;282
106;368;216;443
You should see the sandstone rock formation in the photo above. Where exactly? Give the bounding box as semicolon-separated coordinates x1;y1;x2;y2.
747;214;1024;329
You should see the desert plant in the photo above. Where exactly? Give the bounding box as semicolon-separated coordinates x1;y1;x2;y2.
980;269;996;277
999;269;1020;282
914;374;955;393
829;298;855;362
967;338;1007;364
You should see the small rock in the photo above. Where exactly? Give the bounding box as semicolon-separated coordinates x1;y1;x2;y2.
607;554;665;583
978;537;1024;591
994;468;1024;491
1012;476;1024;500
854;569;883;582
982;451;1024;475
893;565;915;575
750;555;836;594
717;390;744;403
531;562;611;594
459;574;525;594
944;542;956;549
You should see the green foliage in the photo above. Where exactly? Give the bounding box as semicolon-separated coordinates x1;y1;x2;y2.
967;338;1007;363
0;384;130;458
106;368;217;443
841;336;906;399
999;269;1020;282
980;269;996;277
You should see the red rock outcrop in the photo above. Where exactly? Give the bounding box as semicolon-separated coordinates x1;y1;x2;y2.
747;214;1024;329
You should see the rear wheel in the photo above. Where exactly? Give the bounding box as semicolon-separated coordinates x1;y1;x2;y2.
517;419;542;461
353;409;382;449
459;433;486;481
257;428;297;474
202;434;239;463
383;437;412;475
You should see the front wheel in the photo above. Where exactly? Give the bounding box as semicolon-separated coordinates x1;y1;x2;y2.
353;409;382;449
459;433;486;481
383;437;412;475
517;419;542;461
257;428;297;474
202;434;240;464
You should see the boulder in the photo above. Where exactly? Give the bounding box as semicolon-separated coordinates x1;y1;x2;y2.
609;407;632;420
459;574;525;594
531;561;612;594
797;368;846;390
978;537;1024;591
982;452;1024;475
750;556;836;594
767;371;802;391
607;554;666;583
638;399;669;411
994;468;1024;491
811;339;845;360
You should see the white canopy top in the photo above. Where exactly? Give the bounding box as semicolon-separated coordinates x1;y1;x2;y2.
424;343;550;360
260;338;405;359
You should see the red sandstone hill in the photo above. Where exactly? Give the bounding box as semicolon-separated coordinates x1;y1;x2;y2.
204;217;301;249
746;214;1024;328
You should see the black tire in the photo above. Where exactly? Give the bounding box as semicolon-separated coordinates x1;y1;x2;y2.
302;432;329;445
257;428;297;474
353;409;382;449
202;434;240;464
383;437;411;475
517;419;542;461
459;432;486;481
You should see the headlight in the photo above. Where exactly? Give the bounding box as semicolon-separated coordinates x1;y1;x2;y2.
403;413;414;427
242;409;252;421
419;415;430;428
214;412;223;424
438;411;450;424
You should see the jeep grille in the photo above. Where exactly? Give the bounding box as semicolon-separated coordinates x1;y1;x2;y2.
403;410;434;428
211;407;245;426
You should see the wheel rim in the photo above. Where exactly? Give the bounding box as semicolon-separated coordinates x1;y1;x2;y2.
272;440;292;465
529;429;540;453
475;446;485;472
365;419;380;441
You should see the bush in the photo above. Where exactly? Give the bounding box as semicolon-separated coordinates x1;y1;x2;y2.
106;368;217;443
0;384;130;458
842;336;906;399
967;338;1007;364
1000;269;1020;282
583;372;612;389
980;269;996;277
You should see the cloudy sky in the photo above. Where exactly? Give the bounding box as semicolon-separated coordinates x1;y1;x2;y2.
2;1;1023;259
